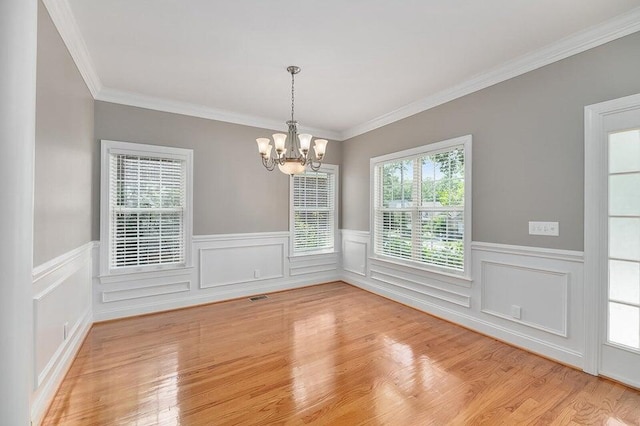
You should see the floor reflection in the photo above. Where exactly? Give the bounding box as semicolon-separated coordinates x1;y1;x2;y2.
291;312;337;410
131;343;180;425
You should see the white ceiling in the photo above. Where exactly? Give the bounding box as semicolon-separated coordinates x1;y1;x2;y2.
64;0;640;139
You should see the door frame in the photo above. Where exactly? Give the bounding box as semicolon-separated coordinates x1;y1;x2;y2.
584;92;640;376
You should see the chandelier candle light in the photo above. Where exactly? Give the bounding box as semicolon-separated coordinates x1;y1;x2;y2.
256;66;328;175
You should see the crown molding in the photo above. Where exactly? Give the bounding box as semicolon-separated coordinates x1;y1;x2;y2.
340;6;640;140
42;0;640;142
42;0;102;98
96;88;342;140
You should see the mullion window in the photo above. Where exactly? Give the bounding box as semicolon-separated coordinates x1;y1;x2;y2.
109;153;186;270
292;169;337;254
374;144;466;272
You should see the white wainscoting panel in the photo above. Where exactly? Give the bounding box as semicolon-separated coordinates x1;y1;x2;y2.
480;261;568;336
370;259;472;308
102;281;191;303
340;230;586;369
290;252;339;277
201;243;284;288
341;230;369;277
343;240;367;276
93;232;340;322
31;241;95;426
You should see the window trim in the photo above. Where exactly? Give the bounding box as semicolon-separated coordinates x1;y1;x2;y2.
289;164;339;258
99;140;194;277
369;135;472;278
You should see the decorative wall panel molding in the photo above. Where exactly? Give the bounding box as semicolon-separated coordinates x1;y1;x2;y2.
480;261;568;337
199;242;285;288
93;232;340;322
343;240;367;276
340;233;585;370
341;230;370;277
371;267;471;308
31;242;95;426
102;281;191;303
289;252;339;277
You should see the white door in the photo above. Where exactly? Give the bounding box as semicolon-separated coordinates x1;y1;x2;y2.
600;109;640;386
598;107;640;387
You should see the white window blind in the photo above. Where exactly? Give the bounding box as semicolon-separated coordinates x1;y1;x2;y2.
292;169;336;254
108;153;187;270
373;143;467;272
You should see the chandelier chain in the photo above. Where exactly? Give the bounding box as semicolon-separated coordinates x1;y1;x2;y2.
290;70;295;122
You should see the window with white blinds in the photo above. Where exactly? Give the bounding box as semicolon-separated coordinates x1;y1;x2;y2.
291;165;338;254
372;136;471;274
101;141;193;274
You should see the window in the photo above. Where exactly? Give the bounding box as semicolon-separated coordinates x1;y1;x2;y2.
100;140;193;275
371;135;471;275
291;165;338;255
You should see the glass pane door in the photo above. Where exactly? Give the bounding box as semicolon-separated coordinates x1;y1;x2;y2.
607;129;640;350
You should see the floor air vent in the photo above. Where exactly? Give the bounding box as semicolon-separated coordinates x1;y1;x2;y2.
249;295;268;302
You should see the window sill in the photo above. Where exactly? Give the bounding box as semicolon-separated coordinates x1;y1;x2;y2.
99;265;194;284
369;256;472;287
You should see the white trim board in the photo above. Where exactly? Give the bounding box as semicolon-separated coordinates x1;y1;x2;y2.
471;241;584;263
41;0;640;141
33;241;98;283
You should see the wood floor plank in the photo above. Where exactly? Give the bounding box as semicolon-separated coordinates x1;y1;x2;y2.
42;282;640;425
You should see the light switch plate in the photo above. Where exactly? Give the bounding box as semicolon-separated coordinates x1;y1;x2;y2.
529;221;559;236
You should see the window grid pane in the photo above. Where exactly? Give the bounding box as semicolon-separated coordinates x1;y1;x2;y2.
374;145;465;272
293;171;335;253
110;153;186;269
607;129;640;349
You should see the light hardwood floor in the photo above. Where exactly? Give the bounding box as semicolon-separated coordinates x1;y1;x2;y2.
44;282;640;425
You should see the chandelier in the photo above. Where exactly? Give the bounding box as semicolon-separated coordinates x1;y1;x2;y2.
256;66;328;175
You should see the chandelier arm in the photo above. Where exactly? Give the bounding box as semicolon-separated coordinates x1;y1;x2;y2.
271;156;282;170
308;158;323;172
261;156;275;171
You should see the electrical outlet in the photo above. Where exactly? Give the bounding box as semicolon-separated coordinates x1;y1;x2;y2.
528;221;559;236
254;269;261;279
510;305;522;319
63;322;69;340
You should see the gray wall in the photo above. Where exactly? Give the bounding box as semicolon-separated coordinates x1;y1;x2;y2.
341;32;640;251
34;2;95;266
94;101;342;235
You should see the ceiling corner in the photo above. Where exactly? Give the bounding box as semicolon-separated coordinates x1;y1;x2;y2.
42;0;102;98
